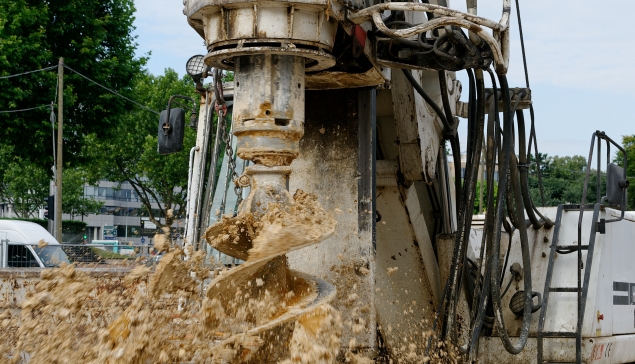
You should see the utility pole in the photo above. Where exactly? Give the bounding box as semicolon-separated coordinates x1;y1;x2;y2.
55;58;63;241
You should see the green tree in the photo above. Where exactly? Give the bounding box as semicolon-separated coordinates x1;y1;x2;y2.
527;154;604;207
0;0;146;170
86;69;198;229
62;167;103;220
615;135;635;209
473;180;498;215
0;146;50;218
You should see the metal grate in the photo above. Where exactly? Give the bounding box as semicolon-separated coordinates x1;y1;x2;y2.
1;244;161;267
7;244;40;267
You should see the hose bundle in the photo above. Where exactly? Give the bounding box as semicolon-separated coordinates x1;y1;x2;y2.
403;67;551;359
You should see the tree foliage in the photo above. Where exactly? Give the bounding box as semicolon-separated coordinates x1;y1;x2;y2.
527;154;605;207
472;152;614;213
0;0;146;170
615;135;635;210
0;145;49;218
473;180;498;215
62;167;103;220
86;69;198;229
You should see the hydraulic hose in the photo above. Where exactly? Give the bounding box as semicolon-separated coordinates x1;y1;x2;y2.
487;73;533;355
437;70;462;219
528;105;546;206
493;116;520;231
401;69;451;132
465;69;477;170
516;107;544;229
500;221;514;285
521;107;554;228
444;69;486;352
464;73;499;359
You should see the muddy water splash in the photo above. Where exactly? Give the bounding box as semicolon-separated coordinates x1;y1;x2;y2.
0;190;342;363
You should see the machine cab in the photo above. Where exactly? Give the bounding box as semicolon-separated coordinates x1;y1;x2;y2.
0;220;70;268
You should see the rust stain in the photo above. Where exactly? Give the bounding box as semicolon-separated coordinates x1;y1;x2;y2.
258;102;272;118
306;68;385;90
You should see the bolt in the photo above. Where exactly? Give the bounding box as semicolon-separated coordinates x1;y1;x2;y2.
542;252;547;258
543;236;549;243
237;175;251;187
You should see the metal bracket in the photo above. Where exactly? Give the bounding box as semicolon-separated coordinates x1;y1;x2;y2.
596;218;606;234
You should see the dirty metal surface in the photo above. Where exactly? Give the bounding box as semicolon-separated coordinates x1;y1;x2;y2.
390;68;426;182
286;89;377;354
305;67;387;90
375;185;436;361
205;46;335;72
436;233;471;346
185;0;332;19
496;208;602;338
478;334;635;364
232;54;305;165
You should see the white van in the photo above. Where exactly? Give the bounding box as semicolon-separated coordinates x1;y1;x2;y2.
0;220;70;268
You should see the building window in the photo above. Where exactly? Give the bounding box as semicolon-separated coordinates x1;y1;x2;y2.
100;206;117;215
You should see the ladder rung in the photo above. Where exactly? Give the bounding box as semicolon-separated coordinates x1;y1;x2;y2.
549;287;580;293
555;245;588;250
541;331;577;338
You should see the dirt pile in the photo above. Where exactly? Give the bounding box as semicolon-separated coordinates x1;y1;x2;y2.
1;190;343;363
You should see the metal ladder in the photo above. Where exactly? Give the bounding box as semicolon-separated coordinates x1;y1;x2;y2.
537;203;601;364
537;131;628;364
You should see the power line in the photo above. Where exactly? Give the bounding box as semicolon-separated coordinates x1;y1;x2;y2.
63;65;160;115
515;0;530;89
0;65;57;79
0;63;160;115
0;104;51;114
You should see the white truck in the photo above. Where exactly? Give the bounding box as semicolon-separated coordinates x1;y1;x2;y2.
0;220;69;268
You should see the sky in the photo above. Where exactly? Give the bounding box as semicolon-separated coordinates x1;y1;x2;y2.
133;0;635;158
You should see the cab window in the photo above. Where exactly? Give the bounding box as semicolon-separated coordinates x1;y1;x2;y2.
7;244;40;267
2;230;40;267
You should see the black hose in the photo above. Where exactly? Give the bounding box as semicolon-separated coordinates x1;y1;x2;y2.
401;69;451;132
465;69;477;175
516;108;544;229
526;107;554;228
528;105;546;206
502;216;515;236
487;73;533;354
444;69;486;351
505;170;521;229
450;137;463;227
437;71;457;129
500;226;513;285
437;70;462;218
467;72;499;358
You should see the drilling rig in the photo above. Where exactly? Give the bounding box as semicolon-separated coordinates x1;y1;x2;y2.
163;0;635;362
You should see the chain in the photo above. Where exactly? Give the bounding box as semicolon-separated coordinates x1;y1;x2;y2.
214;69;243;207
218;108;243;204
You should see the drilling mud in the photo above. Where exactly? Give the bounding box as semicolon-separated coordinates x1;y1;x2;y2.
0;190;342;363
